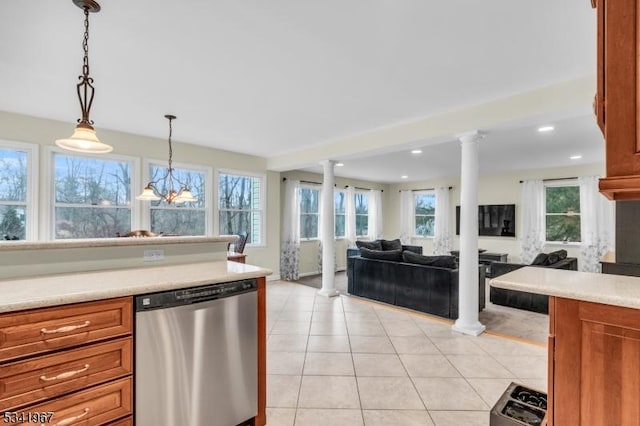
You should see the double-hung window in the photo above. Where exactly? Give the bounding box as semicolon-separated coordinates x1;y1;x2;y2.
218;171;264;244
544;182;581;243
53;152;133;239
334;190;346;238
355;192;369;237
149;163;208;236
299;186;320;239
414;191;436;237
0;142;36;240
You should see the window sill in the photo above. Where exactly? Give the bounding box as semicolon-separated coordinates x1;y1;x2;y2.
412;236;434;240
545;241;581;247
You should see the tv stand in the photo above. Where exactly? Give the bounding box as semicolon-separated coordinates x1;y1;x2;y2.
450;250;508;278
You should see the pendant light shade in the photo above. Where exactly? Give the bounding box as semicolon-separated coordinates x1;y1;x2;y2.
56;0;113;154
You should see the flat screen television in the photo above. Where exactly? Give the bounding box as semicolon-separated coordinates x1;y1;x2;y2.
455;204;516;237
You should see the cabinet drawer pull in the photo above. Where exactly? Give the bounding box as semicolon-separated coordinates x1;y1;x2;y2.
40;364;90;382
41;320;91;335
52;408;89;426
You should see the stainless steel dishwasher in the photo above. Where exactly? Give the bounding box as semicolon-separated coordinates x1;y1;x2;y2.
135;279;257;426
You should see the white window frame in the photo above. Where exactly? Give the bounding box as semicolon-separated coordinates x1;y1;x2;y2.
544;180;581;245
215;168;266;246
354;190;369;238
413;190;436;238
0;140;38;241
334;189;346;239
141;158;212;236
45;146;140;240
299;184;320;241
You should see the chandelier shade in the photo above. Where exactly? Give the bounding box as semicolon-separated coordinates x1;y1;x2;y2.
55;0;113;154
136;115;197;205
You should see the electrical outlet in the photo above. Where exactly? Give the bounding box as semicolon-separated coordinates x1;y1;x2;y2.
143;249;164;262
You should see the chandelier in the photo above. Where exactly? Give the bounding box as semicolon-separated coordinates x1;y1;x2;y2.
137;115;197;204
55;0;113;154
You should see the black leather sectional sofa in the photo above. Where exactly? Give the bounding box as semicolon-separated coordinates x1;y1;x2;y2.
490;255;578;314
347;248;485;319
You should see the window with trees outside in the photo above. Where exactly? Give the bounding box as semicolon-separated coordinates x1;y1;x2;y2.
414;191;436;237
335;190;346;238
54;153;133;239
0;146;31;240
149;164;207;236
300;187;319;239
218;172;263;244
355;192;369;237
545;183;581;243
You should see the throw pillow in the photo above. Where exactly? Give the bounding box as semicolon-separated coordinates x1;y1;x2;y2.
381;238;402;251
531;253;549;266
402;250;457;269
548;249;568;261
356;240;383;251
360;247;403;261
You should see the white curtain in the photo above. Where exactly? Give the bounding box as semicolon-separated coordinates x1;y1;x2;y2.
399;190;414;244
281;179;301;280
433;187;452;255
520;180;545;264
579;176;615;272
368;189;383;240
345;186;356;246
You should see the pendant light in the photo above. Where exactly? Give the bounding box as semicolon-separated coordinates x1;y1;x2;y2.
137;115;197;204
55;0;113;154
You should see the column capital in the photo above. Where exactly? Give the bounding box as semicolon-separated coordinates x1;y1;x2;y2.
456;130;486;144
319;159;337;167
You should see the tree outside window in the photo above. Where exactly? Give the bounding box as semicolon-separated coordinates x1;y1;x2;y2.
355;192;369;237
218;172;262;244
150;164;206;236
414;192;435;237
0;148;28;240
545;185;581;242
300;187;319;239
54;153;132;239
335;191;346;238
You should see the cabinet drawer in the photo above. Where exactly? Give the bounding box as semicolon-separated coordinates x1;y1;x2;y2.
29;377;132;426
0;338;132;411
0;298;132;362
106;417;132;426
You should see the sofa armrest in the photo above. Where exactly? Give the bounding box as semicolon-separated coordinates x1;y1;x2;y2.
490;262;527;278
547;257;578;270
401;245;423;255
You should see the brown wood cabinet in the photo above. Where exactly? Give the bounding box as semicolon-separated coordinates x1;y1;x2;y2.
595;0;640;200
0;298;133;426
548;297;640;425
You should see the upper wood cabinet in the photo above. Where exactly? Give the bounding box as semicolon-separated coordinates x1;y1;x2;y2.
596;0;640;200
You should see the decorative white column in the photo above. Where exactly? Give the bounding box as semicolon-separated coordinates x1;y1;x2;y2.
318;160;339;297
452;131;486;336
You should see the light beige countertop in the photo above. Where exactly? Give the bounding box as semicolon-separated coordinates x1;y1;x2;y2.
0;260;272;314
0;235;237;251
490;266;640;310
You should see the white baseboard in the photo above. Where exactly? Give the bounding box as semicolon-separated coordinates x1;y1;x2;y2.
299;268;346;278
266;274;281;282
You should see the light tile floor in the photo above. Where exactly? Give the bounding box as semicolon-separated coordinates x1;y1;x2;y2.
266;280;548;426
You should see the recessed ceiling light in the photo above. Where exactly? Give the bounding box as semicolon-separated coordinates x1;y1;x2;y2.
336;162;344;167
401;175;408;179
538;126;555;132
411;149;422;154
570;155;582;160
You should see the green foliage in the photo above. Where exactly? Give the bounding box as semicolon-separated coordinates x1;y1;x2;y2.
545;186;581;242
0;205;25;239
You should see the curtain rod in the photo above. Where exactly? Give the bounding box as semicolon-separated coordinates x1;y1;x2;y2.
519;177;578;183
282;177;335;186
344;185;384;193
398;186;453;192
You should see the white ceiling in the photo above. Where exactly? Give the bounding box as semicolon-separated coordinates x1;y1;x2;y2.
301;114;605;183
0;1;595;160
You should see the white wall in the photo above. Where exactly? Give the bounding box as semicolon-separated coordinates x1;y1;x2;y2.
386;163;606;263
280;170;390;276
0;111;281;274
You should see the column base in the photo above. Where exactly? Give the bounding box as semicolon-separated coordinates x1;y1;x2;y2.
452;320;486;336
317;288;340;298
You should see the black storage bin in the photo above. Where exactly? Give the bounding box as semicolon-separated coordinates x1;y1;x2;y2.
490;382;547;426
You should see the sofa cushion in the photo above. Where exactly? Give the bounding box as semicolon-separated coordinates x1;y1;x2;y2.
381;239;402;251
548;249;568;263
360;247;403;261
356;240;383;251
531;253;549;266
402;251;457;269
